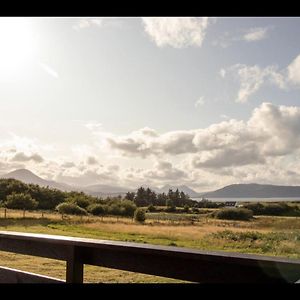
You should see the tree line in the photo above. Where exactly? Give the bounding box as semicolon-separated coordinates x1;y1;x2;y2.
0;178;218;218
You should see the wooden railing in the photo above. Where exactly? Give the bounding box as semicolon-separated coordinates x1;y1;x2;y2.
0;231;300;283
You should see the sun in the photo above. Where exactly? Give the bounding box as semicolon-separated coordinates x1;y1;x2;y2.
0;18;37;77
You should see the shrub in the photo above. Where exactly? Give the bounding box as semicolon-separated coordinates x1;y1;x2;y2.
87;204;107;215
108;203;125;216
191;207;199;214
134;208;146;223
213;208;253;221
166;199;176;212
183;204;190;213
56;202;87;215
5;193;38;210
120;200;137;217
242;202;265;215
147;204;156;212
243;202;300;216
67;196;91;209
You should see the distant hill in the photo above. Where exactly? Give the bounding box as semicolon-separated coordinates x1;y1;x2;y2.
83;184;134;197
0;169;134;196
202;183;300;198
0;169;72;191
155;184;200;198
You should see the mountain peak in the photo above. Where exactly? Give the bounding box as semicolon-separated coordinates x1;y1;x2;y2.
6;168;39;177
1;168;70;191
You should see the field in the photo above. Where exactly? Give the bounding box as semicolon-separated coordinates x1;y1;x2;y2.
1;208;300;283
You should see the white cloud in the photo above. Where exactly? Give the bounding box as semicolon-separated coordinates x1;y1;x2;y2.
11;152;44;163
195;97;205;108
287;54;300;86
3;101;300;190
221;53;300;103
222;63;287;103
213;27;269;48
72;18;103;31
219;68;226;78
243;27;268;42
105;103;300;173
142;17;211;48
85;121;103;132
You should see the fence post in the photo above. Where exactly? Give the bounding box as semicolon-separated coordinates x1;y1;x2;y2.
4;208;6;219
66;246;83;283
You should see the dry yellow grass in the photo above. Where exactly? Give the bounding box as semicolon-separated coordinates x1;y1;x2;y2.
0;208;299;283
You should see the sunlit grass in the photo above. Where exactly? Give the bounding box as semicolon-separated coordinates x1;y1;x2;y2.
1;208;300;282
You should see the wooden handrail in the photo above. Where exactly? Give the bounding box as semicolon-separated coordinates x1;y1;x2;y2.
0;231;300;283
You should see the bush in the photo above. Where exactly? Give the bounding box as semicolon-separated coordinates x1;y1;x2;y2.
191;207;199;214
120;200;137;217
56;202;87;215
213;208;253;221
242;202;264;215
5;193;38;210
243;202;300;216
108;203;125;216
134;208;146;223
147;204;156;212
87;204;107;215
67;196;91;209
183;204;190;213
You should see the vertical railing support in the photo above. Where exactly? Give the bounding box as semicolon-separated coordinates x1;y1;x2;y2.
66;246;83;283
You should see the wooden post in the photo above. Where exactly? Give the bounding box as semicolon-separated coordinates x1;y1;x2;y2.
66;246;83;283
4;208;6;219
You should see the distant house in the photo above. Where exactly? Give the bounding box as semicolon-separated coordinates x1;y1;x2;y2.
224;201;237;208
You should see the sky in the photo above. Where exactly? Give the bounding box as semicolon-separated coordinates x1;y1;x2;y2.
1;17;300;192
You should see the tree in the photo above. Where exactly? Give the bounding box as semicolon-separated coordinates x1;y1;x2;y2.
120;200;137;217
5;193;38;210
56;203;87;216
134;208;146;223
125;192;135;201
135;187;148;207
66;195;92;209
87;204;107;216
166;198;176;212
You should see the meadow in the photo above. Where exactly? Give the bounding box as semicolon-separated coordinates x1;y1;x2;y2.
0;208;300;283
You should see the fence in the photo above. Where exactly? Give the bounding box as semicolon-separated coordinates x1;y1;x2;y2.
0;231;300;283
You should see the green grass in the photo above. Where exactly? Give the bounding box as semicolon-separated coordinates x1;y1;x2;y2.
1;210;300;282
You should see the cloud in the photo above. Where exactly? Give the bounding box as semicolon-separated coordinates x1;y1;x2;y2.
195;97;205;108
221;63;287;103
11;152;44;163
105;103;300;172
142;17;211;48
213;27;269;48
144;161;186;181
72;18;103;31
86;156;98;165
39;62;59;79
191;145;265;169
219;68;226;78
243;27;268;42
61;162;76;168
287;54;300;86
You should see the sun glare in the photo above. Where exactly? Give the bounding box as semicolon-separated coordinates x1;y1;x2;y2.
0;18;37;78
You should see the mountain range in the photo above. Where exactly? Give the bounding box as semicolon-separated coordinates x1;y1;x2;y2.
1;169;300;198
201;183;300;198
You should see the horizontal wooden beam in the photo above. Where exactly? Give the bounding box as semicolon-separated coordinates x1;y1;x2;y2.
0;266;64;283
0;231;300;283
